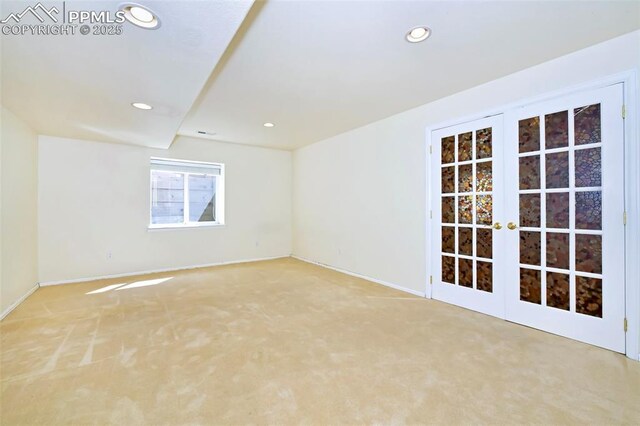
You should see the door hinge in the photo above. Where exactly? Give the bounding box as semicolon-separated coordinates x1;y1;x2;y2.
429;275;433;285
624;317;628;332
429;145;433;154
430;210;433;219
623;211;627;226
622;104;626;119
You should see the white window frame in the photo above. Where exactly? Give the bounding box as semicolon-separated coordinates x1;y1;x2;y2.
148;157;225;229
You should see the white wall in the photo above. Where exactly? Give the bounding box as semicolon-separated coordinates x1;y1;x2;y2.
293;31;640;295
39;135;292;283
1;107;39;315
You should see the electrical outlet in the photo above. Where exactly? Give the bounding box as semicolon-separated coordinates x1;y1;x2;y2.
107;251;112;260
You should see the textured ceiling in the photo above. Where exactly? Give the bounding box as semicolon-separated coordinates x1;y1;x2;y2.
179;0;640;149
2;1;638;151
1;0;254;148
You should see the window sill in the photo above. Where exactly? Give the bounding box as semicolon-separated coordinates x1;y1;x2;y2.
148;223;225;231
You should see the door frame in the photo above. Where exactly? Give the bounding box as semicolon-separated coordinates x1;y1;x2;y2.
425;70;639;361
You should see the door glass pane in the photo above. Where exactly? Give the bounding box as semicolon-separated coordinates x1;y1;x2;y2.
545;152;569;189
442;197;455;223
458;164;473;192
441;136;455;164
150;171;184;225
442;166;455;193
519;194;541;227
458;132;472;161
476;228;492;259
575;148;601;187
519;156;540;189
575;191;602;230
458;195;473;224
476;161;492;192
476;195;492;225
546;232;569;270
520;268;542;304
459;258;473;288
545;111;568;149
477;261;492;293
575;234;602;274
442;256;455;284
476;128;492;159
458;227;473;256
546;193;569;228
520;231;541;266
576;276;602;318
546;272;570;310
442;226;455;254
519;117;540;153
574;104;601;145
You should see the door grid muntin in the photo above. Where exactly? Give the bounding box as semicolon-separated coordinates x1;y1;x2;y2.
440;127;494;293
517;104;604;317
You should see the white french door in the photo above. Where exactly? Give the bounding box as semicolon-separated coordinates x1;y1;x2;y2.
430;84;626;352
431;115;506;318
503;84;625;352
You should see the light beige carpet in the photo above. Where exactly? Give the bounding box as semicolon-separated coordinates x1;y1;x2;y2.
1;258;639;425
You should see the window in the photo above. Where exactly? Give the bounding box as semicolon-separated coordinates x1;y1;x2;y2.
149;158;224;228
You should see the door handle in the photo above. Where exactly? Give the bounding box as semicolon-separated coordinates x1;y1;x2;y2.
507;222;518;230
492;222;502;230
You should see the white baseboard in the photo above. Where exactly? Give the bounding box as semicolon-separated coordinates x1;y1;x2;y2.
291;255;426;298
0;283;39;321
39;255;290;287
11;255;423;320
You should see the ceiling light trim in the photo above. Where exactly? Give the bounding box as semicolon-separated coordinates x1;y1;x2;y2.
132;102;153;110
406;26;431;43
120;3;161;30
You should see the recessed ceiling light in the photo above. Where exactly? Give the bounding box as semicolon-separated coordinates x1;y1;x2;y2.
263;122;275;128
130;6;154;23
122;4;160;29
132;102;153;110
406;26;431;43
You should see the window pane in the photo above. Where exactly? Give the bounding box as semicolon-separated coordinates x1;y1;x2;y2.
151;171;184;224
188;174;216;222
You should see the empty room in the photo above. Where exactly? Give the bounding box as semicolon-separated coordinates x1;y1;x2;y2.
1;0;640;424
